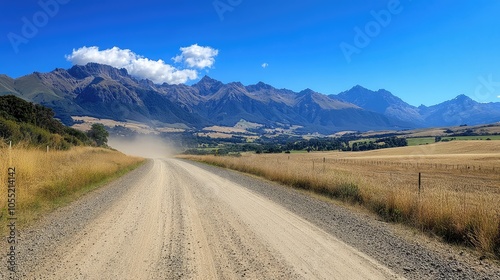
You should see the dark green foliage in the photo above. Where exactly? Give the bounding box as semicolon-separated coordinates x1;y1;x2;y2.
0;95;65;134
64;127;92;145
455;129;477;136
353;137;407;151
0;95;91;148
282;137;350;152
87;123;109;147
0;118;23;140
182;135;408;155
374;136;408;147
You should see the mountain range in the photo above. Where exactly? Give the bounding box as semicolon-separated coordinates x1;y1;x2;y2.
1;63;499;134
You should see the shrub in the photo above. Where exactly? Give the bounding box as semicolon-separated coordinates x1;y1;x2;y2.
333;183;363;203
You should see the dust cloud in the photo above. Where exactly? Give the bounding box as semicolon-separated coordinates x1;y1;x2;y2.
108;135;177;158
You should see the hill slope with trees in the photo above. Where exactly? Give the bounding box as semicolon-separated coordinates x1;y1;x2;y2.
0;95;105;148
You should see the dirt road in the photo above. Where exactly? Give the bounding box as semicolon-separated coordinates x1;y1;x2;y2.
2;159;499;279
3;159;397;279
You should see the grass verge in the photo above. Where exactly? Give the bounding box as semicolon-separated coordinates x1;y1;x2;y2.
0;146;144;235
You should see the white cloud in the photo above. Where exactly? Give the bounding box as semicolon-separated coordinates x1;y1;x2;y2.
65;45;217;84
497;95;500;98
172;44;218;69
261;63;269;69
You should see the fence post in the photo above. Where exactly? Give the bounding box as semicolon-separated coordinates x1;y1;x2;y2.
9;141;12;166
418;172;422;195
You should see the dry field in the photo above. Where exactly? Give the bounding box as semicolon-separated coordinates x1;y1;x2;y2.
183;141;500;257
0;145;144;233
71;116;186;134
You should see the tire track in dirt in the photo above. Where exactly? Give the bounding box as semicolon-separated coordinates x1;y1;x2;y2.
28;160;169;279
170;159;401;280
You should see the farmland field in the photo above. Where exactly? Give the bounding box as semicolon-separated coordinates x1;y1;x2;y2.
407;135;500;146
183;141;500;257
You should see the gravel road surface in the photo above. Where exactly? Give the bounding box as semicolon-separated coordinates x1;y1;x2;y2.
1;159;499;279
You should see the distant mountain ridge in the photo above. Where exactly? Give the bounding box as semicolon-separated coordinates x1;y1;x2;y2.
1;63;499;133
418;94;500;127
335;85;424;125
335;86;500;127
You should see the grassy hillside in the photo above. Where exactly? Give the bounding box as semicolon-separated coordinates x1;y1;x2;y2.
0;75;16;94
0;95;91;149
11;74;59;100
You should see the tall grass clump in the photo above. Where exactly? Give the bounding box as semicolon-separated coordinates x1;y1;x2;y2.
187;154;363;203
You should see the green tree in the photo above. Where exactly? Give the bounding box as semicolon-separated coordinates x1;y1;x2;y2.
88;123;109;147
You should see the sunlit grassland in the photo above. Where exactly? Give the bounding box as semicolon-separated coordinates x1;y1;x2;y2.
182;141;500;258
0;145;144;234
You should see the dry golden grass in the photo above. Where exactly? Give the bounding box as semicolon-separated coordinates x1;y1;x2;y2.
72;116;186;134
182;141;500;258
0;144;144;233
203;125;248;134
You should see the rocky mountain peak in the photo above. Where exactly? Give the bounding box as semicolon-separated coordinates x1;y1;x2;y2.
193;75;224;95
245;81;276;92
453;94;474;103
68;63;129;80
298;88;316;96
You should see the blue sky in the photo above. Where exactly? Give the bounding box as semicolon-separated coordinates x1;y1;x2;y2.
1;0;500;106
